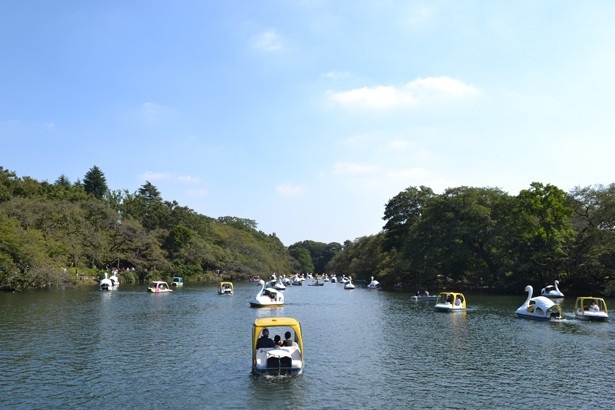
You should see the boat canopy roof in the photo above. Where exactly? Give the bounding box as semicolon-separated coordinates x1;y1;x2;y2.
530;296;562;314
575;297;608;314
252;317;303;353
219;281;233;288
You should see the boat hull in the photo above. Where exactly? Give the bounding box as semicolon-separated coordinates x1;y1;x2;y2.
515;312;552;321
575;313;608;322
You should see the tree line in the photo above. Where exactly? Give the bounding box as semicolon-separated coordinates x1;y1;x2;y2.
0;166;320;290
2;165;614;296
325;183;615;296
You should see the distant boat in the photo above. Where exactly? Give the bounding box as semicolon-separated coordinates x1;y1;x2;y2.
575;296;608;322
99;272;113;291
344;276;355;290
109;271;120;288
147;281;173;293
249;280;284;307
541;280;564;298
218;281;234;295
367;276;381;289
171;276;183;287
515;285;562;320
434;292;467;312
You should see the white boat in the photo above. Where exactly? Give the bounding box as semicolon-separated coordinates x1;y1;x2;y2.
249;280;284;307
109;271;120;288
252;317;304;376
410;291;437;302
515;285;562;320
147;281;173;293
575;296;609;322
218;281;233;295
273;276;286;290
171;276;183;287
290;275;304;286
367;276;381;289
344;276;355;290
540;280;564;298
99;272;113;291
434;292;467;312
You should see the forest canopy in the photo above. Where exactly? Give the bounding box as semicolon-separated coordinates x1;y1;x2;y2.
1;165;614;296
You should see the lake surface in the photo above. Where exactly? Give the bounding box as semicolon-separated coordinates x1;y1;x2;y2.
1;281;613;409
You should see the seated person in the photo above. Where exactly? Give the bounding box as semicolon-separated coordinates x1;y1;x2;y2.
283;331;296;347
273;334;283;347
590;301;600;312
455;297;462;306
256;328;275;349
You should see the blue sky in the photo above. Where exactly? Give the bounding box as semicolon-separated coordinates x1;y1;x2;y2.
2;1;615;246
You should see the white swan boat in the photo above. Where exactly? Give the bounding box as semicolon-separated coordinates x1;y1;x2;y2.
147;281;173;293
252;317;304;376
109;271;120;288
367;276;381;289
515;285;562;320
344;276;355;290
249;280;284;307
99;272;113;291
540;280;564;298
434;292;467;312
218;281;233;295
575;297;609;322
411;291;437;302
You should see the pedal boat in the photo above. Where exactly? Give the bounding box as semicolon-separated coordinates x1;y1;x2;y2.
575;297;608;322
540;280;564;298
249;280;284;307
515;285;562;320
147;281;173;293
434;292;467;312
252;317;304;376
171;276;183;287
218;281;234;295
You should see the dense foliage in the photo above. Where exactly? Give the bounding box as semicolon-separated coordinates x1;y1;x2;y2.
0;166;320;291
3;165;614;296
326;183;615;296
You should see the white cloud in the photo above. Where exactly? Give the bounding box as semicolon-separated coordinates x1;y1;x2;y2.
139;171;171;181
140;102;167;123
327;76;479;109
276;183;304;197
187;188;209;197
389;139;410;150
386;167;429;180
178;175;200;183
251;29;284;52
405;76;480;98
322;71;351;79
332;161;379;175
327;85;417;109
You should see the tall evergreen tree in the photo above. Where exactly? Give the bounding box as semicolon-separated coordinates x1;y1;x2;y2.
82;166;108;200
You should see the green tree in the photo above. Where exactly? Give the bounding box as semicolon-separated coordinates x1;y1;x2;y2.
82;166;108;200
510;182;576;287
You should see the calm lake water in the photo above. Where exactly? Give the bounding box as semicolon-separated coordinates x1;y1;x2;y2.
1;281;613;409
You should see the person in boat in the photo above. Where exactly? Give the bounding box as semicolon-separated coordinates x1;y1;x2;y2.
424;290;430;296
283;331;296;347
590;300;600;312
256;328;275;349
455;297;462;306
273;335;283;347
